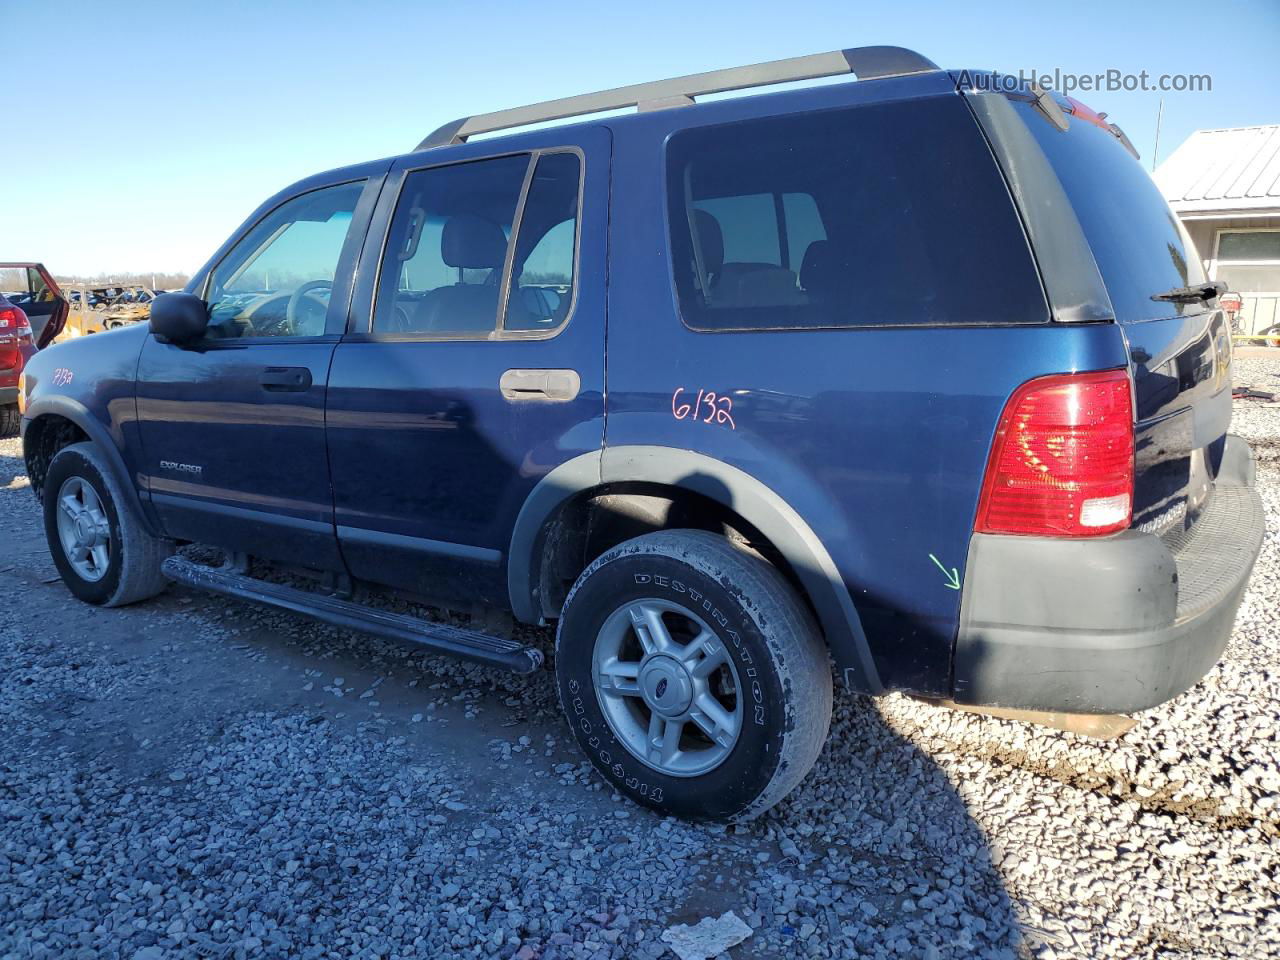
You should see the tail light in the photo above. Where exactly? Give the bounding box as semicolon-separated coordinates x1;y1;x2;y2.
976;369;1134;537
0;305;32;339
0;306;27;370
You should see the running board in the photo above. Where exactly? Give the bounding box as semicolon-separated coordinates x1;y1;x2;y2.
161;556;543;673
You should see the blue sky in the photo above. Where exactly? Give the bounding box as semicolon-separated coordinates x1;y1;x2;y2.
5;0;1278;275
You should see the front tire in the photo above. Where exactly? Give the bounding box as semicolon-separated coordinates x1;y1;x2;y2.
42;442;172;607
555;530;832;821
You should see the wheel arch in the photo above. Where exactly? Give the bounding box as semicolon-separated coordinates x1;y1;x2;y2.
508;445;882;693
22;397;159;538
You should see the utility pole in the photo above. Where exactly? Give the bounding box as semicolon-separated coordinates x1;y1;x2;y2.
1152;97;1164;172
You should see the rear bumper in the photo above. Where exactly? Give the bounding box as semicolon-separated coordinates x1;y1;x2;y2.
952;434;1264;714
0;386;18;405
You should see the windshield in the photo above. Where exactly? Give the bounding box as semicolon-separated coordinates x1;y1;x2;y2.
1016;101;1206;323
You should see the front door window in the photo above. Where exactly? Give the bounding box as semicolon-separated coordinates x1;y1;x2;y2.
205;181;364;339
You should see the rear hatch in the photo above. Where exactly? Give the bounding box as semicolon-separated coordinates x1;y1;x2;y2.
995;94;1232;538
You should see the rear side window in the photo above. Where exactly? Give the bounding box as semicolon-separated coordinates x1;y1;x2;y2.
507;152;581;333
1016;102;1207;323
375;155;528;337
373;151;582;338
666;97;1048;331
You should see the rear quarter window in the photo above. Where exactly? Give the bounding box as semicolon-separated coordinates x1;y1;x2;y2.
666;96;1048;331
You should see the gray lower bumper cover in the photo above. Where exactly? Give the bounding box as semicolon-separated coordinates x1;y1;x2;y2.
0;386;18;405
952;435;1264;714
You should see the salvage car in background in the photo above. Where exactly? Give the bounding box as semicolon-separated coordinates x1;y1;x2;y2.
57;283;158;340
0;263;67;435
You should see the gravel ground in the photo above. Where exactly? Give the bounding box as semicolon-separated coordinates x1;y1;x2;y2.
2;356;1279;960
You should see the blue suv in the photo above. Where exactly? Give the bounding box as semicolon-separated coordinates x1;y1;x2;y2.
19;46;1264;821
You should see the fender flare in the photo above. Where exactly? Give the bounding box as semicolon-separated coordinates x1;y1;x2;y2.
21;395;161;538
507;445;882;693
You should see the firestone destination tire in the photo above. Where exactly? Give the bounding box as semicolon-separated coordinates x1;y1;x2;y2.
555;529;832;821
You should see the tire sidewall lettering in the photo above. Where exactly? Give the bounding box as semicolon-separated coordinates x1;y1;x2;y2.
633;570;763;721
561;553;786;816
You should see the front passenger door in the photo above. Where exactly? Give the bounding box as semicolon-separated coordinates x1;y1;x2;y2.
135;175;382;570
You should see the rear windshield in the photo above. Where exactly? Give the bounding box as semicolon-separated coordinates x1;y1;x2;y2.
1015;101;1207;323
666;97;1049;331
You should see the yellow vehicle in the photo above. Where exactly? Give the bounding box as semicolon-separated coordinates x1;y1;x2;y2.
57;284;159;341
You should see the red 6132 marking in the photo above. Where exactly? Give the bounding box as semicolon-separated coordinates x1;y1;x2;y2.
52;368;74;386
672;387;736;430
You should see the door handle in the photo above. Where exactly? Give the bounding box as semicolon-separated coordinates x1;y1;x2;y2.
500;368;581;402
259;367;312;392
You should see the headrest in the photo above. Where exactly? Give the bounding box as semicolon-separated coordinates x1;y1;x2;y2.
799;239;832;293
690;209;724;277
441;214;509;270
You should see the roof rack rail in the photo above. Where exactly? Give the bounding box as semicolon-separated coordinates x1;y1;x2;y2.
415;45;939;151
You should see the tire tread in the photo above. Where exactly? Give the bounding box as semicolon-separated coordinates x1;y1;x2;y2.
0;405;19;438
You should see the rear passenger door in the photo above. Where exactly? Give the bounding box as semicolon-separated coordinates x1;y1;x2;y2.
326;129;609;606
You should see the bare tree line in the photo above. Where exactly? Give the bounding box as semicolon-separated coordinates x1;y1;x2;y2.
53;271;192;291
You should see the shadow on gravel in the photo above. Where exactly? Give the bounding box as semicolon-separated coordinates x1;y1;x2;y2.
748;690;1024;959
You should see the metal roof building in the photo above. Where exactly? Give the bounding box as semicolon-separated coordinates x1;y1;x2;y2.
1155;125;1280;217
1155;125;1280;334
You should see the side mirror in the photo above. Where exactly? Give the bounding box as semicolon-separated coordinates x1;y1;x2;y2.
150;293;208;343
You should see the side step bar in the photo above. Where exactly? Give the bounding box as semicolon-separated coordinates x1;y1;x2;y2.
161;557;544;673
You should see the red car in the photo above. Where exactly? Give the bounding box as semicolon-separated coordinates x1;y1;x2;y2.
0;263;68;436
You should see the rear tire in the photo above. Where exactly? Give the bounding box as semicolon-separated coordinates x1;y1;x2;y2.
555;529;832;822
42;442;173;607
0;405;18;438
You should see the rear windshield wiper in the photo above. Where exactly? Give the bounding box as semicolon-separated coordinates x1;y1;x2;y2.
1151;281;1226;304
